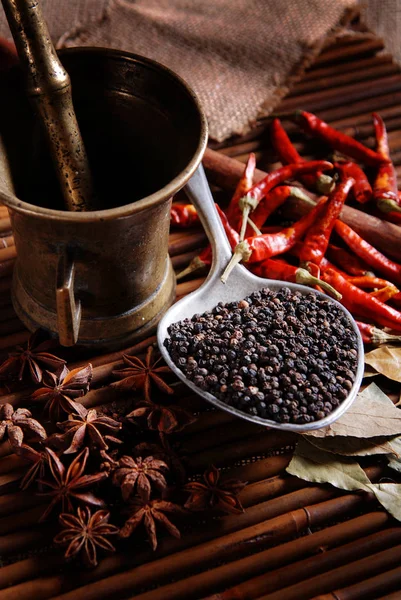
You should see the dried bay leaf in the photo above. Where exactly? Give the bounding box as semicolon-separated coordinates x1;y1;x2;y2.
305;434;396;457
366;483;401;521
287;438;401;522
364;345;401;382
363;365;379;378
388;436;401;474
286;438;372;491
305;383;401;439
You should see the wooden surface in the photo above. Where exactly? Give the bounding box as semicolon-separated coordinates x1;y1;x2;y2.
1;28;401;600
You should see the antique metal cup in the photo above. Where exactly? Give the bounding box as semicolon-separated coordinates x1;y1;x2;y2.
0;48;207;348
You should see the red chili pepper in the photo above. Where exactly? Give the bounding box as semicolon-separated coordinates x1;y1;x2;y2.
334;161;372;204
221;197;328;282
177;205;239;280
293;110;386;167
372;112;400;215
322;267;401;332
326;244;373;277
170;204;199;227
334;220;401;285
244;185;315;237
356;321;401;345
226;153;256;225
370;284;399;303
346;275;395;289
270;118;333;194
232;160;333;235
251;258;341;299
299;178;354;269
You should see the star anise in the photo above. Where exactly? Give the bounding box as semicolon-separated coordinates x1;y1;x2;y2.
38;446;107;521
184;465;247;514
119;496;185;550
126;398;196;434
31;364;92;422
18;443;48;490
112;455;168;501
54;506;119;568
0;403;46;450
112;346;174;401
0;330;65;384
134;433;187;484
54;409;122;454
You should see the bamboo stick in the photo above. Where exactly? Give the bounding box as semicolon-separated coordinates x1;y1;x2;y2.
0;525;54;556
279;74;401;114
0;235;14;248
0;504;46;535
130;523;399;600
0;490;44;516
312;38;384;67
0;259;14;278
40;494;364;600
258;544;401;600
202;148;401;262
302;54;394;82
313;565;401;600
0;217;11;234
0;245;16;263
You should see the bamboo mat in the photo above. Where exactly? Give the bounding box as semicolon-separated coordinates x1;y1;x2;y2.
0;28;401;600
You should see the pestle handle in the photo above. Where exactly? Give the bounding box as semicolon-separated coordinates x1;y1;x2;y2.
1;0;95;211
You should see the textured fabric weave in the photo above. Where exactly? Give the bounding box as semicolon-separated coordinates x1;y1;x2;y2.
0;0;357;141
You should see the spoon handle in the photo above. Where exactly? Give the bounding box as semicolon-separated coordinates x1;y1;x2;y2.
184;165;233;275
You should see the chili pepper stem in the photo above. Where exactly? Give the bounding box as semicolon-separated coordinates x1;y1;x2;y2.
246;217;262;236
289;187;318;205
377;198;401;214
296;268;342;300
316;174;335;195
176;256;206;280
239;194;258;242
221;241;252;283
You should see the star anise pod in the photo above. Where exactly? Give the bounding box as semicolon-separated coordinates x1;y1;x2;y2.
0;330;65;384
31;364;92;422
54;409;122;454
17;443;49;490
119;496;185;550
38;446;107;521
134;433;187;484
112;455;168;501
126;398;196;434
54;506;119;568
184;465;247;514
111;346;174;401
0;403;46;450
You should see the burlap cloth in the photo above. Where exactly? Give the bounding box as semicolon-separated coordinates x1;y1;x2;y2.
0;0;396;142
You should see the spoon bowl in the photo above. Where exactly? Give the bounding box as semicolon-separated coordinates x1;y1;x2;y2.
157;166;364;432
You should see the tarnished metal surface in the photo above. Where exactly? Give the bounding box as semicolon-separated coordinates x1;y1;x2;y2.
0;49;208;348
1;0;95;211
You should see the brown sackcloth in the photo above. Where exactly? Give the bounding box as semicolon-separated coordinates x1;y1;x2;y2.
0;0;357;141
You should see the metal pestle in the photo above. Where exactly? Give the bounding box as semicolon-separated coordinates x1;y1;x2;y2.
1;0;95;211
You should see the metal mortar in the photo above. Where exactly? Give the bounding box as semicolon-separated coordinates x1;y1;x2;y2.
0;48;208;349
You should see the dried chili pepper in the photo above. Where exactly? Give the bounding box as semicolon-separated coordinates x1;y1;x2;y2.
231;159;332;237
326;244;373;277
226;153;256;226
221;196;328;282
270;118;333;194
346;275;396;289
335;161;372;204
356;321;401;345
243;185;315;237
292;110;386;166
177;205;239;280
251;258;341;299
299;178;354;270
170;204;199;228
322;268;401;332
370;284;400;303
372;112;400;214
334;220;401;285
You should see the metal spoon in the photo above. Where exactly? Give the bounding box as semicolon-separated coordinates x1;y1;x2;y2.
157;166;364;432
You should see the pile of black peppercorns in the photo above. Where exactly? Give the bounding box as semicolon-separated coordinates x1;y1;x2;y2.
165;287;358;424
